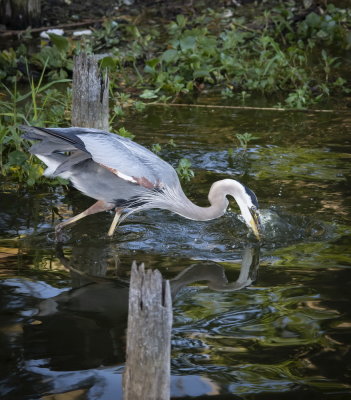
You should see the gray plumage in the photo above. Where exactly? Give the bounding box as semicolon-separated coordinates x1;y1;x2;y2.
20;126;261;239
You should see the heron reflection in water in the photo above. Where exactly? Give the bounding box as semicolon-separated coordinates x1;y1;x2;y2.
20;126;261;239
28;246;259;371
37;245;260;318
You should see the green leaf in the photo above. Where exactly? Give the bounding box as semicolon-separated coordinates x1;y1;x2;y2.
144;65;155;74
317;29;328;39
7;150;27;166
176;14;186;28
48;33;69;52
117;127;134;139
305;12;321;28
140;89;160;99
161;49;178;63
146;58;160;68
0;112;26;121
176;158;195;181
144;58;160;74
133;101;146;112
13;79;71;103
151;143;162;154
178;158;192;168
99;56;118;69
180;36;196;51
193;69;210;79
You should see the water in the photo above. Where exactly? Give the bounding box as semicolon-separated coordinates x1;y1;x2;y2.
1;102;351;399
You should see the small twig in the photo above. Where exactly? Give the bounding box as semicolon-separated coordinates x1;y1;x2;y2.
147;102;343;113
230;21;258;33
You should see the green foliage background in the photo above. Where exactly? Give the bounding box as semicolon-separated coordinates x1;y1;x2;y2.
0;0;350;184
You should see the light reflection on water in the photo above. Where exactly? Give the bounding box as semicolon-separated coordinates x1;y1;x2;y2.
0;105;351;399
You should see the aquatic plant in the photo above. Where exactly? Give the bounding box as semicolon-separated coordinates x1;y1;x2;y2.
176;158;195;182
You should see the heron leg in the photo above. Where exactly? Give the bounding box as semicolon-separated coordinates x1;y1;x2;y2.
55;200;115;236
107;208;123;237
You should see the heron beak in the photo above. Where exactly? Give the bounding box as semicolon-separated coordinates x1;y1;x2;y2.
249;208;261;240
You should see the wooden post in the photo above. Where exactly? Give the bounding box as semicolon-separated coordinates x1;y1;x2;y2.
123;262;172;400
72;53;109;131
0;0;41;29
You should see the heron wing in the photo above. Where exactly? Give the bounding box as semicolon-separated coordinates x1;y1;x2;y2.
20;126;180;189
77;131;179;189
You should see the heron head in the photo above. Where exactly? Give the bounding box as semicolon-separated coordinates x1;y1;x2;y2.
209;179;261;239
247;205;261;240
237;184;261;240
214;180;261;240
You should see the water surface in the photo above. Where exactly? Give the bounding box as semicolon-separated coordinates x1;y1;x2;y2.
0;102;350;399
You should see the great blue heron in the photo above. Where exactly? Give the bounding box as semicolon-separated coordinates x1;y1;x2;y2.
20;126;261;239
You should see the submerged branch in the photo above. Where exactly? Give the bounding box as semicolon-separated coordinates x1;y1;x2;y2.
147;103;341;113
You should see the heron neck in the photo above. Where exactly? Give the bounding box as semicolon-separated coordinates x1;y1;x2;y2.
167;179;249;222
171;193;227;221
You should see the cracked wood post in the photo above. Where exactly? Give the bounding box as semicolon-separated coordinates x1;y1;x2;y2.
72;53;109;130
123;262;172;400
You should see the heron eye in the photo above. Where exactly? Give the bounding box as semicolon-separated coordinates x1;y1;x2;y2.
243;185;259;209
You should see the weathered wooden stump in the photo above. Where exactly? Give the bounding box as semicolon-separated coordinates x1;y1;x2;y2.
123;262;172;400
72;53;109;131
0;0;41;29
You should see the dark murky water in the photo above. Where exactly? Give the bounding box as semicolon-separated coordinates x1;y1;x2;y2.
1;101;351;399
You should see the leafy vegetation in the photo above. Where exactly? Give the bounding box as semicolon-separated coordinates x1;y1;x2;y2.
1;1;350;104
176;158;195;182
0;0;350;184
0;62;71;184
236;133;259;151
227;133;259;158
